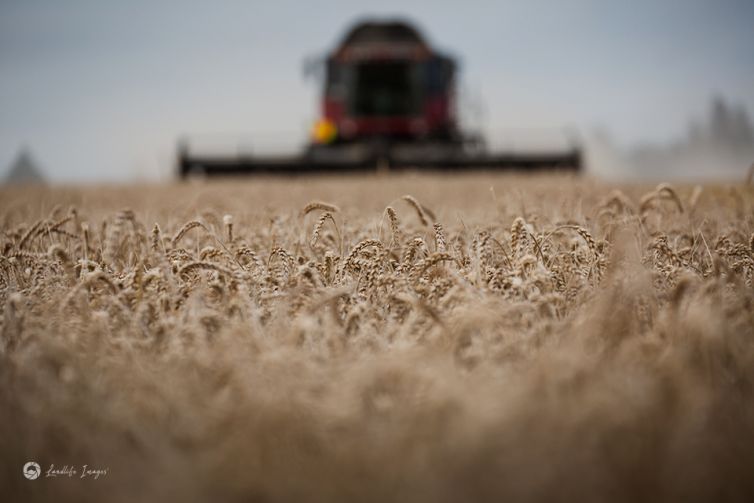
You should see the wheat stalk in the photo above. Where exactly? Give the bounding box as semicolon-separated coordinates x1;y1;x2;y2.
402;195;431;226
301;201;340;217
172;220;211;247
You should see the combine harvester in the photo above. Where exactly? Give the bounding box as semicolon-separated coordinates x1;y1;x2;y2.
177;20;582;177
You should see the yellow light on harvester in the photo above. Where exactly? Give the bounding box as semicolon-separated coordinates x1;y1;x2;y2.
312;118;338;144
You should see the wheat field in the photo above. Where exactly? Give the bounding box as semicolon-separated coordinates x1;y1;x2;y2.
2;173;753;502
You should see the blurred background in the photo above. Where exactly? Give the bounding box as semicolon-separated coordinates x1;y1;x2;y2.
1;0;753;183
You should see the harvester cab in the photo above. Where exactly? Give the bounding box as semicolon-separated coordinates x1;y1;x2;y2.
312;22;457;145
178;19;582;177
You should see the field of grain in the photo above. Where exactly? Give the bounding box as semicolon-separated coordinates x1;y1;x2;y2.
2;173;753;502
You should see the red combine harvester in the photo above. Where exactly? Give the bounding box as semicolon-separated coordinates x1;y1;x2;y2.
177;20;582;177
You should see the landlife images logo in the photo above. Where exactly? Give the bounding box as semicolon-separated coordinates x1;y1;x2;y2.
21;461;110;480
23;461;41;480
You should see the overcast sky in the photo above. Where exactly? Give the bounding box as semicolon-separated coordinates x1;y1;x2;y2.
1;0;753;181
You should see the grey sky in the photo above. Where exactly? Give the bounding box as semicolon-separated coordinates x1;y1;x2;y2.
1;0;753;181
